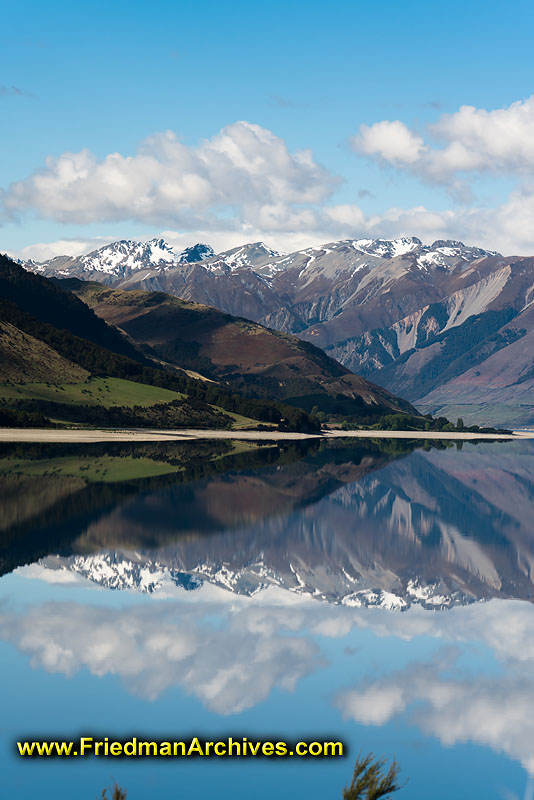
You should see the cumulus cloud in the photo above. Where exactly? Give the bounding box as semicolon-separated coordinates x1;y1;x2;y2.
0;597;324;712
354;120;427;166
336;660;534;775
351;96;534;186
2;122;339;229
333;599;534;774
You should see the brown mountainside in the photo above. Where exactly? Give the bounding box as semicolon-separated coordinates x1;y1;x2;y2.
69;280;416;418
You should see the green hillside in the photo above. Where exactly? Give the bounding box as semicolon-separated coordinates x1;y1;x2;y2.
0;377;184;408
0;321;89;383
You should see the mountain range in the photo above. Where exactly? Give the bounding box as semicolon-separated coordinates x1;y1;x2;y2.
24;236;534;427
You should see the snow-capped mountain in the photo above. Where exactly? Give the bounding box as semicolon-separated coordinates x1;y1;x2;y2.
253;236;497;279
23;238;215;282
23;235;493;283
80;238;179;274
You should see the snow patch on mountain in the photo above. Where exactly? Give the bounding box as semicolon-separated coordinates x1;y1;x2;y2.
416;240;498;271
79;239;179;274
353;237;422;258
215;242;282;269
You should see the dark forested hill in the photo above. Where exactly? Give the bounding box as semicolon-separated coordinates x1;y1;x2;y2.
0;254;144;361
0;255;319;431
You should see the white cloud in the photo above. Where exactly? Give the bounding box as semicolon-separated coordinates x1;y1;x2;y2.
351;96;534;185
15;563;89;585
336;661;534;775
0;597;324;712
333;599;534;774
352;120;427;165
7;236;118;261
340;684;406;725
2;122;338;229
429;98;534;175
9;185;534;262
321;191;534;256
159;228;333;256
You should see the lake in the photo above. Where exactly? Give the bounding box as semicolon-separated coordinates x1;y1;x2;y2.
1;437;534;799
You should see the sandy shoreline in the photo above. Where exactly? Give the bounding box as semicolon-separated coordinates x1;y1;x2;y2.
0;427;532;443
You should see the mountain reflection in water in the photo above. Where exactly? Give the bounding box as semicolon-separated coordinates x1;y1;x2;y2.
2;438;534;800
1;438;533;607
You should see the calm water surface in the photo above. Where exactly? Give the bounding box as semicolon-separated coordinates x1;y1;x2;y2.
1;438;534;799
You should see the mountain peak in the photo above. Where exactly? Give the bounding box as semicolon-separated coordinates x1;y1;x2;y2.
430;239;466;249
177;243;215;263
209;241;283;270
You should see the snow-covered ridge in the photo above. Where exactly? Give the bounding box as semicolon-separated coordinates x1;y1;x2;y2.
40;551;473;611
351;236;423;258
43;553;203;593
20;238;215;279
79;239;178;274
416;240;498;271
21;236;500;282
78;238;216;274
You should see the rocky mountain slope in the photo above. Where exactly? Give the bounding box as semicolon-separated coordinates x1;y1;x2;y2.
24;236;534;426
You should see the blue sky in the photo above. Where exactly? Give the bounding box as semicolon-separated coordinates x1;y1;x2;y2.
2;0;534;258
